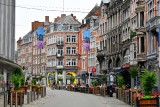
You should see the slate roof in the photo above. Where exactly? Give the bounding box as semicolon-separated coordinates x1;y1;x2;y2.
56;15;79;25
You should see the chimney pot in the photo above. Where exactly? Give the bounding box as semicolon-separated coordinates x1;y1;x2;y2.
45;16;49;22
61;14;66;18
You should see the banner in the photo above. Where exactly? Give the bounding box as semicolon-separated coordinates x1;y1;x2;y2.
83;30;90;51
37;41;44;49
36;27;45;49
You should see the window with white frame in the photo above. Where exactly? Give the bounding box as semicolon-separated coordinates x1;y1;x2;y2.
28;56;32;62
57;36;63;44
57;58;63;66
148;1;154;19
66;58;77;66
58;48;63;55
66;47;76;54
66;35;76;43
48;59;56;67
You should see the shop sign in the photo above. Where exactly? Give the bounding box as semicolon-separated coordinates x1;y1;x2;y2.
92;68;96;73
122;63;130;68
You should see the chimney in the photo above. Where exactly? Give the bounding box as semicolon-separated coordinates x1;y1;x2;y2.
61;14;66;18
45;16;49;22
54;18;57;22
73;16;76;19
57;16;60;22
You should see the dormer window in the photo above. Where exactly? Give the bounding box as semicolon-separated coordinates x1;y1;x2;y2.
69;25;73;30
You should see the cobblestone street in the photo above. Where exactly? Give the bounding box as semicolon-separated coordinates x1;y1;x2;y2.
22;87;131;107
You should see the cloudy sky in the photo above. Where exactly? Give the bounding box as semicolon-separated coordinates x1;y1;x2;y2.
15;0;101;41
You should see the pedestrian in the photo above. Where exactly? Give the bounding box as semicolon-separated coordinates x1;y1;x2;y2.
25;80;28;85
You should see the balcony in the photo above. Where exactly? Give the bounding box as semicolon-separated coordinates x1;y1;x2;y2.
137;53;146;62
146;16;160;31
57;41;64;46
96;49;105;62
56;53;64;58
64;66;78;70
56;65;63;69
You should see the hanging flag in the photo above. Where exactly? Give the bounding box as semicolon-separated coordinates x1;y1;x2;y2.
37;41;44;49
36;27;45;49
83;30;90;51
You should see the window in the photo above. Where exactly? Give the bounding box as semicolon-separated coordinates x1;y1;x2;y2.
58;24;62;31
58;48;63;55
57;36;63;45
58;58;63;66
72;47;76;54
140;12;144;27
157;1;160;16
66;47;76;54
141;37;145;53
72;35;76;43
148;1;154;19
66;35;76;43
66;58;76;66
66;47;71;54
48;59;56;67
134;43;136;59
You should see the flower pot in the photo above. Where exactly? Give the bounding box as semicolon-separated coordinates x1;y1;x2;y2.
21;86;27;95
11;91;24;105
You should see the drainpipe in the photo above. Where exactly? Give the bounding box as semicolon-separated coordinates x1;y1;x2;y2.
156;28;160;91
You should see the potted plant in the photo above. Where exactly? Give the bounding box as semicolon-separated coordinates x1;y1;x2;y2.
117;76;125;89
134;69;158;107
11;68;24;105
92;80;99;94
32;79;38;92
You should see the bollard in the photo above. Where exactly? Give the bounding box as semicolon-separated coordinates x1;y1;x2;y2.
33;91;36;101
27;92;30;104
37;90;39;99
44;87;46;97
10;92;13;107
41;88;43;98
4;93;7;107
31;91;33;102
15;92;17;107
20;92;23;107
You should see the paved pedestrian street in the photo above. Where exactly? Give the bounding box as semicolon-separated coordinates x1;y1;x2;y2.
23;87;131;107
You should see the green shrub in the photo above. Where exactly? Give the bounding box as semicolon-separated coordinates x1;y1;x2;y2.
32;79;37;85
129;66;138;78
11;74;21;90
117;76;124;87
12;68;23;76
20;77;25;86
92;80;98;87
101;75;107;82
141;69;157;95
11;67;24;90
